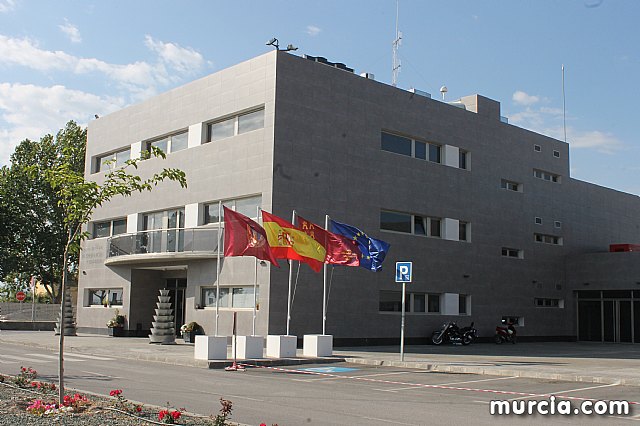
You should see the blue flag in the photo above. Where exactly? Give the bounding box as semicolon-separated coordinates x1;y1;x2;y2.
329;219;390;272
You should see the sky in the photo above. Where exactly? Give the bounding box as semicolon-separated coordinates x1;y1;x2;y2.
0;0;639;195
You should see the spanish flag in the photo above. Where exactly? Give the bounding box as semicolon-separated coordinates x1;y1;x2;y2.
261;211;326;272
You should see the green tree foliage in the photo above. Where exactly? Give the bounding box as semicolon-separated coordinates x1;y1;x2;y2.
46;141;187;405
0;121;86;302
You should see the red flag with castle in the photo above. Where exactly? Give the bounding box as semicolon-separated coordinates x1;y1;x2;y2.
223;206;279;267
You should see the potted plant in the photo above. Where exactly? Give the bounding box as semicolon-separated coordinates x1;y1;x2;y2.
180;321;201;343
106;309;125;337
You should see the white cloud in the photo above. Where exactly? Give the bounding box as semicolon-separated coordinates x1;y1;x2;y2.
0;83;125;166
144;35;204;74
512;90;540;106
508;104;622;154
0;0;16;13
0;34;206;97
59;19;82;43
306;25;321;36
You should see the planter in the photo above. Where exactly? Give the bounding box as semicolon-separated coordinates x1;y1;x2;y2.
108;327;125;337
182;331;197;343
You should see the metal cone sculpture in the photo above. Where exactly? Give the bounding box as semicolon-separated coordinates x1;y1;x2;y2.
149;289;176;344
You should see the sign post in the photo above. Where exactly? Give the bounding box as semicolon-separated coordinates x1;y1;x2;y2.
395;262;412;361
30;276;36;322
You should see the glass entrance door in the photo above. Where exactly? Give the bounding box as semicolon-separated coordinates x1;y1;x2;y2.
166;279;187;334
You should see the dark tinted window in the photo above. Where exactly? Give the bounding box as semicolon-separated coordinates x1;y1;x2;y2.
381;132;412;156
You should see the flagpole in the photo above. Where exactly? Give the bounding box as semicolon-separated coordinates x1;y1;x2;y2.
286;210;296;336
252;206;260;336
323;214;329;335
215;200;221;336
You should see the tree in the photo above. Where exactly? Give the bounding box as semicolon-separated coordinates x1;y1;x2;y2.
0;122;86;302
45;145;187;405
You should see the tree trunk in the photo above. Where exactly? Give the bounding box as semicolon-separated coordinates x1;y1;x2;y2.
57;235;71;405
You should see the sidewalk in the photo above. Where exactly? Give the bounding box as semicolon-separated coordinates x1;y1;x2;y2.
1;331;639;386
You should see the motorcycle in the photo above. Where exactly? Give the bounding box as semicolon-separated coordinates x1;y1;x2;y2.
431;321;474;345
459;322;478;344
494;320;517;344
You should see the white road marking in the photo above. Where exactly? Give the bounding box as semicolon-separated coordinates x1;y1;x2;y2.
505;383;620;401
1;354;50;364
26;353;86;362
376;376;519;392
358;415;417;425
66;353;115;361
293;371;413;383
79;370;122;379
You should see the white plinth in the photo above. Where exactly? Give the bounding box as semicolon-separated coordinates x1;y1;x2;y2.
232;335;264;359
194;335;227;360
303;334;333;357
266;335;297;358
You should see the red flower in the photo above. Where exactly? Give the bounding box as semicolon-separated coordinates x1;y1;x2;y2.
158;409;168;421
136;405;142;412
21;367;27;372
171;410;181;420
260;424;267;426
109;389;123;397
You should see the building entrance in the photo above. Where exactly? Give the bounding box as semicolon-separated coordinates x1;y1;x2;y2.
166;278;187;335
577;290;639;343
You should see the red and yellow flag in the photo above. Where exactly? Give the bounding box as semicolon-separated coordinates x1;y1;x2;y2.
298;216;361;266
261;211;326;272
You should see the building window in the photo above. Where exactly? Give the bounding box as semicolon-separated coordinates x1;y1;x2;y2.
459;294;469;315
379;291;403;312
533;169;560;183
94;148;131;173
201;286;257;309
87;288;123;307
535;298;563;308
501;179;522;192
535;217;543;225
381;131;441;164
459;150;469;170
204;195;262;225
381;210;442;238
534;233;562;245
502;316;524;326
459;222;469;241
238;109;265;134
92;218;127;239
553;150;560;158
206;108;265;142
381;132;413;157
534;144;541;152
413;294;426;313
554;221;562;229
428;143;441;163
379;291;440;313
146;131;188;155
502;247;523;259
427;294;440;313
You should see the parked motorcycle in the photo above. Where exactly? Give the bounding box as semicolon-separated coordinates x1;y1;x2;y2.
431;321;474;345
459;322;478;344
494;320;517;344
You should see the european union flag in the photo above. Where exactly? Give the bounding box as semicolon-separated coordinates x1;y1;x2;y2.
329;219;390;272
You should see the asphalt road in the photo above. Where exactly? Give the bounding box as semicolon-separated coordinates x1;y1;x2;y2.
1;343;638;425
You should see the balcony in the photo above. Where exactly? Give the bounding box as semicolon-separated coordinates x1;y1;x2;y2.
104;228;221;266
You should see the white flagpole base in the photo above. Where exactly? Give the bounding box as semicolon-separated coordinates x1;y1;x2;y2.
303;334;333;357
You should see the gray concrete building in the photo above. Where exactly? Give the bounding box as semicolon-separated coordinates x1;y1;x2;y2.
77;50;640;344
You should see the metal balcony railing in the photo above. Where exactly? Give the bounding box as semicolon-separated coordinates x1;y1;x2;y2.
107;228;221;258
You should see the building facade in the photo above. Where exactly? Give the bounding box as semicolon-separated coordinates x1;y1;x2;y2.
76;50;640;344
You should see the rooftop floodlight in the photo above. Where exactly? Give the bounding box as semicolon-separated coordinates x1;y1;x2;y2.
285;44;298;52
266;38;279;50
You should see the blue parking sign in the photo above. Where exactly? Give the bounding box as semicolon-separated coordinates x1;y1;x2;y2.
395;262;412;283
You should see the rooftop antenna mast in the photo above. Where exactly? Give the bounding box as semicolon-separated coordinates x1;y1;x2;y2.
392;0;402;87
562;64;567;143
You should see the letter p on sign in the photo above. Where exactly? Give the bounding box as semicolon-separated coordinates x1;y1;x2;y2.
395;262;412;283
